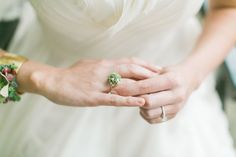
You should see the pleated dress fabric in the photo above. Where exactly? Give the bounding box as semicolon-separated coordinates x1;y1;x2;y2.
0;0;235;157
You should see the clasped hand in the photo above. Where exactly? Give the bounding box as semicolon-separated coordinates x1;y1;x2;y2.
31;58;198;124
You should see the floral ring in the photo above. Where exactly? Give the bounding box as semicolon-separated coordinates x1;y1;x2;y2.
107;72;121;88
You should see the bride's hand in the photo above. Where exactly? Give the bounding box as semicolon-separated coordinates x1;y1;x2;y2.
17;58;161;107
113;64;200;124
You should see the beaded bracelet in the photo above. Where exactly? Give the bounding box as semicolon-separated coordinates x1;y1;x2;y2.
0;64;21;103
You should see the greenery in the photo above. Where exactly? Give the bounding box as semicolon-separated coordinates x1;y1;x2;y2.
0;64;21;103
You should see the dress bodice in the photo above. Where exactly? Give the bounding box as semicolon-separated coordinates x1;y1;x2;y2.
1;1;236;157
29;0;203;65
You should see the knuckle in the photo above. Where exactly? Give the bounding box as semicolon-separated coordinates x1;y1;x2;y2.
125;97;133;105
99;59;110;66
166;74;178;88
127;66;136;75
108;95;117;105
143;95;152;107
176;90;187;102
139;82;151;92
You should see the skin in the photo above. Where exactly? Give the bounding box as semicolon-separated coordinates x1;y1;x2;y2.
9;55;161;107
1;0;236;124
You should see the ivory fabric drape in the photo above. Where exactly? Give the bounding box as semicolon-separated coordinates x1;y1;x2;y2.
0;0;235;157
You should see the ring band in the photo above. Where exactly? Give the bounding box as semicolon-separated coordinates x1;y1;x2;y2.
108;72;121;88
161;106;167;122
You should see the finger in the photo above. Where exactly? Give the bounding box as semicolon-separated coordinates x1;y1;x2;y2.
140;104;176;119
113;74;175;96
140;111;175;124
141;91;180;109
115;64;157;80
111;78;137;95
96;93;145;107
103;78;136;93
145;115;175;124
117;58;163;73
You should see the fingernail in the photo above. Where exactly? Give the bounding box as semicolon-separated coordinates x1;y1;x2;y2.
155;66;163;70
154;66;163;74
138;98;145;106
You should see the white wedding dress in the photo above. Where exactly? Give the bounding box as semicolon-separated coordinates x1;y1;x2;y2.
0;0;235;157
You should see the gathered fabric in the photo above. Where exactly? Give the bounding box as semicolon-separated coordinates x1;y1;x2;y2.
0;0;235;157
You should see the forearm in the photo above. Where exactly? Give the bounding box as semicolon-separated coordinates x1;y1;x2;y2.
182;7;236;85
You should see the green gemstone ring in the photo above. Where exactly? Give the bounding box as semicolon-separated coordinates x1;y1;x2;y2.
108;72;121;88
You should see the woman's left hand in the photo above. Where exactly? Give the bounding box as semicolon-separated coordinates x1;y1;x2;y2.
113;64;201;124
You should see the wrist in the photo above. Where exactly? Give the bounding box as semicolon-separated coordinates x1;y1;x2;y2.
16;60;59;95
182;61;207;89
179;61;204;91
